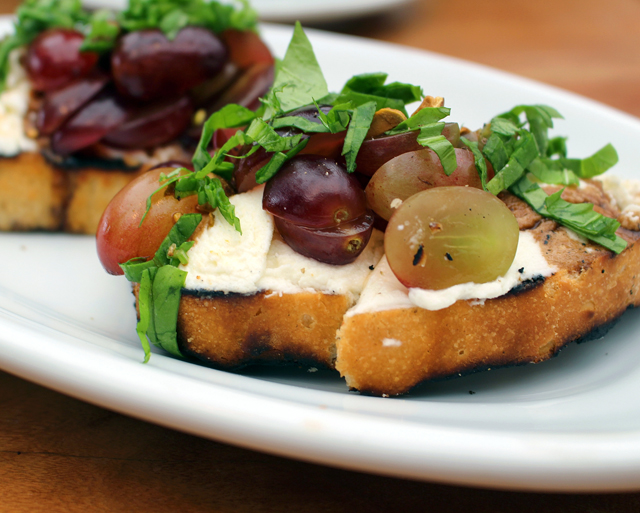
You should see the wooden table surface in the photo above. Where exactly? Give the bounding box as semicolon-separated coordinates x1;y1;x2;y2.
2;0;640;511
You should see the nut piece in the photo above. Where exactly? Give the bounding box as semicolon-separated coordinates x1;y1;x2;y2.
412;95;445;115
366;108;407;138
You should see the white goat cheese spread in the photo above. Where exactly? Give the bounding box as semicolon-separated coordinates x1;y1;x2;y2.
0;49;37;156
181;185;384;301
346;230;556;316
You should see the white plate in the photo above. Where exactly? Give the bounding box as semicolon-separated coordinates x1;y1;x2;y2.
3;22;640;493
81;0;416;23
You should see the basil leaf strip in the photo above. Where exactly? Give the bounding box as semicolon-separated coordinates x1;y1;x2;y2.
150;265;187;357
192;104;256;173
121;213;202;282
486;131;539;195
510;176;626;254
385;106;450;135
342;101;377;173
460;138;489;190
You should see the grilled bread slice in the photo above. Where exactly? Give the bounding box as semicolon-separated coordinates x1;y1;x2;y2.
0;147;189;233
132;180;640;396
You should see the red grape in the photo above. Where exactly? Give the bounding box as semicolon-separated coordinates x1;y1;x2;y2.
96;166;200;275
50;88;129;155
365;148;483;221
26;29;99;92
221;29;274;69
263;155;367;228
111;26;228;101
102;95;194;149
274;213;374;265
36;73;109;136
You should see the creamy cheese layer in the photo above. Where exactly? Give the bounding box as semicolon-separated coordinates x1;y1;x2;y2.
181;185;384;301
346;230;556;316
0;49;37;157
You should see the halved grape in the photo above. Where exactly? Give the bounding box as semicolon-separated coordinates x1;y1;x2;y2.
96;166;199;275
111;27;228;101
50;88;129;156
26;29;99;92
36;73;109;135
102;95;194;149
274;213;374;265
206;63;273;113
263;155;367;228
365;148;487;221
385;187;519;290
355;123;461;177
221;29;274;69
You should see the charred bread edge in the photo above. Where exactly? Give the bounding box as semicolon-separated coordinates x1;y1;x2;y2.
335;237;640;396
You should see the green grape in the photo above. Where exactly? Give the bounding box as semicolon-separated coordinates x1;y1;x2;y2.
385;187;519;290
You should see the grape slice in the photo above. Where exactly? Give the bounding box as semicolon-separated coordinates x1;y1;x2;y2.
111;27;228;101
263;155;367;228
274;213;374;265
207;63;274;113
50;88;129;156
102;95;194;149
221;29;274;69
365;148;482;221
36;74;109;136
26;29;99;92
355;123;461;177
385;187;519;290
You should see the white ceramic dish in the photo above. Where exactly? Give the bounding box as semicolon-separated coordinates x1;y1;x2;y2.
81;0;416;23
3;21;640;492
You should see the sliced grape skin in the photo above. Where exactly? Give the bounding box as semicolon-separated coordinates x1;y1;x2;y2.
36;73;109;136
96;166;200;275
385;187;519;290
221;29;274;69
274;213;374;265
26;29;99;92
102;95;194;149
207;62;274;113
355;123;461;177
365;148;483;221
263;155;367;228
50;88;129;156
111;27;228;101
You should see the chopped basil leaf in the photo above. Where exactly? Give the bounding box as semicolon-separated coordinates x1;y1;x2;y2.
341;72;422;106
315;102;351;133
150;265;187;357
334;90;407;115
80;9;120;53
559;143;619;179
271;116;331;133
385;106;450;135
417;133;457;176
486;131;539;195
263;21;328;117
121;213;202;282
136;269;153;363
460;138;489;190
342;101;377;173
244;118;304;152
527;158;580;186
192;104;256;173
510;176;626;254
255;138;309;183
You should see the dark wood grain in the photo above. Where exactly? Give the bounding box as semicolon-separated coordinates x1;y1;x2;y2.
1;0;640;510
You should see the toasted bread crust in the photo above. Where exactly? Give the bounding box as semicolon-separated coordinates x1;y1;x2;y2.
177;290;350;368
335;225;640;396
0;152;67;231
0;151;144;234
